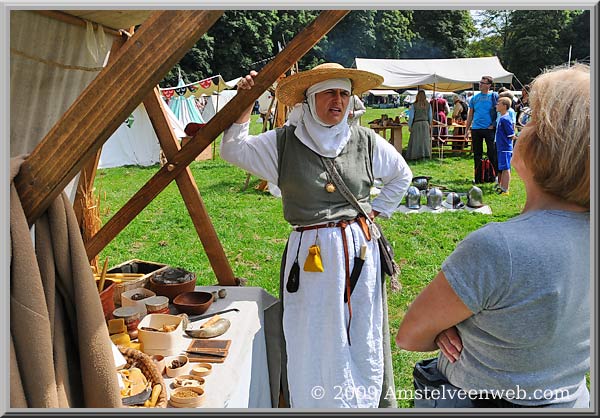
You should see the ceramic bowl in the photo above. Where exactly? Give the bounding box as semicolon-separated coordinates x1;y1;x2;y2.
172;291;213;315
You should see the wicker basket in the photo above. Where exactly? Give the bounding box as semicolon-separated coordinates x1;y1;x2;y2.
118;346;168;408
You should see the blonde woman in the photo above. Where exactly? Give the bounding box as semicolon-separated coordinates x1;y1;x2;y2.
396;64;590;408
405;90;433;160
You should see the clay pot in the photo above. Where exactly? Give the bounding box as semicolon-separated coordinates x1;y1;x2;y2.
98;279;117;322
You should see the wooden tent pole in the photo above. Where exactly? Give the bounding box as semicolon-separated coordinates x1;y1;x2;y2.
85;10;350;259
73;34;128;227
14;10;224;227
143;88;237;285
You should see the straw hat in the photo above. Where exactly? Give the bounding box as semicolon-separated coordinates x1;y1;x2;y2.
275;63;383;106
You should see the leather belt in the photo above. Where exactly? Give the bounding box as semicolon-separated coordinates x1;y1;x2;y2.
293;218;358;232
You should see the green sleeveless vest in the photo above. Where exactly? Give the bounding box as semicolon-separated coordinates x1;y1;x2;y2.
275;124;375;226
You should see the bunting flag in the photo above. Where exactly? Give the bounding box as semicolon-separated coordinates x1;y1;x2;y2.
162;89;175;101
159;75;236;101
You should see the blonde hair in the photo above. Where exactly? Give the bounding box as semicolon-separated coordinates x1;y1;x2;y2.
518;64;590;208
414;90;428;109
497;97;512;109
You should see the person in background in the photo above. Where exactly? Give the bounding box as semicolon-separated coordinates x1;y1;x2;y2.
221;63;412;408
465;91;474;107
494;97;515;195
405;90;432;160
348;94;366;126
396;64;590;408
450;95;467;150
497;87;517;129
464;75;499;181
451;95;466;124
515;84;531;137
430;92;450;140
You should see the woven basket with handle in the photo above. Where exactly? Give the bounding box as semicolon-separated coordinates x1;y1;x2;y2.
118;346;167;408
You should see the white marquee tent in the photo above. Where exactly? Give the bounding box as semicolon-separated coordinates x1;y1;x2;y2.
355;56;513;91
98;101;185;169
201;90;238;122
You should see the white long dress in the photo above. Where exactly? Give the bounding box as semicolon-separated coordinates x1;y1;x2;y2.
221;122;412;407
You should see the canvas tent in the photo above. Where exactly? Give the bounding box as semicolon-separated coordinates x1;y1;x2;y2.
201;89;238;122
99;102;185;168
355;56;513;91
367;89;400;97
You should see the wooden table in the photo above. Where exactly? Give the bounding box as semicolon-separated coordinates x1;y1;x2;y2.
370;123;407;154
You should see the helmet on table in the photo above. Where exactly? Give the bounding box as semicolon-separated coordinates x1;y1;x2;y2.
405;186;421;209
426;187;443;209
442;192;465;209
467;186;484;208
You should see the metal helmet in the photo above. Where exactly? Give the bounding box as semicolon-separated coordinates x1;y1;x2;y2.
441;192;465;209
412;176;430;191
426;187;443;209
467;186;484;208
405;186;422;209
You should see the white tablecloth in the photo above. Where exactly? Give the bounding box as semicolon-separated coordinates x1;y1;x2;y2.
163;286;278;408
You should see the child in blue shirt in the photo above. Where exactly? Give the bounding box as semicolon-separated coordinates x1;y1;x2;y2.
495;97;515;195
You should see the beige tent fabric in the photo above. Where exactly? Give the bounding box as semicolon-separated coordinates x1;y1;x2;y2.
10;155;122;408
10;11;110;157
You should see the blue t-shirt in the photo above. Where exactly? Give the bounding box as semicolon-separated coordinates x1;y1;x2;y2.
496;108;516;126
495;113;514;152
470;92;498;129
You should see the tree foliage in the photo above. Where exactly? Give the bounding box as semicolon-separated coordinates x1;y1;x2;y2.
159;9;590;90
405;10;476;58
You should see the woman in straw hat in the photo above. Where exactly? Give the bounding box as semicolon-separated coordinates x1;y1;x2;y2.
396;64;590;408
221;63;412;408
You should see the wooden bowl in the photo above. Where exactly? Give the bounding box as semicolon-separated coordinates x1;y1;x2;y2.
172;374;205;388
164;355;191;378
190;363;212;377
172;291;213;315
147;269;196;302
169;386;205;408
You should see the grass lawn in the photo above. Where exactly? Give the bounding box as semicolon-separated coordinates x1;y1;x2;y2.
94;109;527;408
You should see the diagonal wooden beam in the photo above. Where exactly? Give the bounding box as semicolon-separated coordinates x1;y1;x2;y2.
142;88;237;285
86;10;349;259
14;10;224;226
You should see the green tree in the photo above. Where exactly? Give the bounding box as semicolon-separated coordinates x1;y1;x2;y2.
504;10;571;84
558;10;590;65
313;10;378;68
406;10;476;58
161;35;214;87
271;10;322;70
373;10;415;59
210;11;278;80
476;10;512;59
